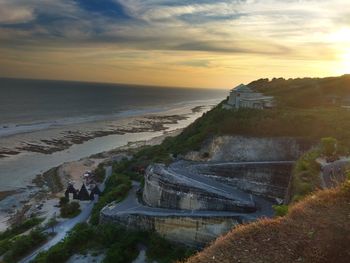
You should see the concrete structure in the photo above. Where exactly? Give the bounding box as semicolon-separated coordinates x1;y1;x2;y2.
223;84;274;109
101;158;294;247
186;136;311;162
143;163;256;212
100;137;306;247
100;182;272;248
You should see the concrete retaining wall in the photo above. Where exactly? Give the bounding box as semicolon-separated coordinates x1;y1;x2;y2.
186;136;311;162
100;213;241;247
197;162;293;198
143;167;255;212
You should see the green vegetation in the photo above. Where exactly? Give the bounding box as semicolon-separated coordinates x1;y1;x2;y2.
272;205;289;217
0;217;44;257
33;223;194;263
46;217;59;233
94;163;106;182
3;228;48;263
290;148;321;202
146;234;194;263
321;137;338;156
0;217;43;241
249;75;350;108
290;136;349;202
60;201;81;218
32;75;350;263
59;196;69;206
90;172;132;225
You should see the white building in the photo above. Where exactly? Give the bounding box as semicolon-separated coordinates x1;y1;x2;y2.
223;84;274;109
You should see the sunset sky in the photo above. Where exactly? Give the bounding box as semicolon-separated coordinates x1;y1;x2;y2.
0;0;350;88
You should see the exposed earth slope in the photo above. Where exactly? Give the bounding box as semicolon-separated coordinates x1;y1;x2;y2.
186;181;350;263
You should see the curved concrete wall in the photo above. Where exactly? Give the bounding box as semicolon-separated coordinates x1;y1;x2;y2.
143;169;255;212
100;213;241;247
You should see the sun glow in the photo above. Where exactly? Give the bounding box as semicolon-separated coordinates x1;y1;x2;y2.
342;50;350;74
329;28;350;43
328;28;350;75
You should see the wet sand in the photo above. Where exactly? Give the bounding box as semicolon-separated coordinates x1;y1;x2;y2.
0;101;218;231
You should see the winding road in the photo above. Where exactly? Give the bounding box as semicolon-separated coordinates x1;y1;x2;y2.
101;160;293;222
20;166;112;263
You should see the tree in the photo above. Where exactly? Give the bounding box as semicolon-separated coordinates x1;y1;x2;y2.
321;137;338;156
47;215;58;233
60;201;81;218
59;197;69;207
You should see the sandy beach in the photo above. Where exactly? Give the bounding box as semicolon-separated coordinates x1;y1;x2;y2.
0;101;217;231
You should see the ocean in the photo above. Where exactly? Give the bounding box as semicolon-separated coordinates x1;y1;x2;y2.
0;78;227;191
0;78;227;137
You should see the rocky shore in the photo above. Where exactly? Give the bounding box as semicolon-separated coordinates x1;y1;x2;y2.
0;115;188;158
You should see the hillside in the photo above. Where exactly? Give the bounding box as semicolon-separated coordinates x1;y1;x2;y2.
249;74;350;108
28;75;350;263
136;75;350;164
186;181;350;263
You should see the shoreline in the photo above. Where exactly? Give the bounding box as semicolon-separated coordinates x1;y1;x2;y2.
0;102;216;231
0;104;213;159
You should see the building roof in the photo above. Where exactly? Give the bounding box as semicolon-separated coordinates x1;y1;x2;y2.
232;84;253;93
77;183;90;200
240;96;274;101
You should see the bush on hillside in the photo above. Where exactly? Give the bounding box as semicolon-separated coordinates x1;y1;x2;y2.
60;201;80;218
94;163;105;182
291;149;321;202
321;137;338;157
3;229;47;262
59;196;69;207
90;173;132;225
272;205;289;217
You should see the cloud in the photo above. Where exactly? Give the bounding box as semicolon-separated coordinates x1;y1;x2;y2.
1;0;347;54
0;1;34;24
0;0;349;87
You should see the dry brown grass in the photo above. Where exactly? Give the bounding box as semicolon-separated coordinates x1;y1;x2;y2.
185;182;350;263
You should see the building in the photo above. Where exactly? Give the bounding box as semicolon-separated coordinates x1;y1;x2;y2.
223;84;274;109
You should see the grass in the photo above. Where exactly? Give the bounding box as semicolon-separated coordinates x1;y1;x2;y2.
90;172;132;225
186;180;350;263
60;201;81;218
2;228;48;263
32;223;194;263
290;148;321;202
0;217;44;256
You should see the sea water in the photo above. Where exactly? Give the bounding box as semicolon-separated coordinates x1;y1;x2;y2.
0;78;227;190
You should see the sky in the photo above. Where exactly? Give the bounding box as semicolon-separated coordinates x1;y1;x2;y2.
0;0;350;89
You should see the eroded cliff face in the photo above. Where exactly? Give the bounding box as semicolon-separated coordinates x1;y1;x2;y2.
196;162;293;198
186;136;310;162
100;213;241;247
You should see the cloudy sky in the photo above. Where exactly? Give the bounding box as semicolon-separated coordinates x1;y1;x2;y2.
0;0;350;88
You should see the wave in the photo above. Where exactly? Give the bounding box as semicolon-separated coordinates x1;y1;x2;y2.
0;98;220;138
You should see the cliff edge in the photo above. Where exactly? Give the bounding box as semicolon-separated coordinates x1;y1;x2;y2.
185;181;350;263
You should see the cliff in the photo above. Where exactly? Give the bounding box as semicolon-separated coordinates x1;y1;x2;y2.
101;213;242;247
185;136;309;162
186;182;350;263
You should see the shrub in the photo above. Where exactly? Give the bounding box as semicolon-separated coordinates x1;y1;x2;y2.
94;163;105;183
60;201;80;218
59;196;69;207
3;229;47;262
0;217;43;241
272;205;289;217
90;173;132;225
0;217;44;256
321;137;338;156
291;148;321;202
